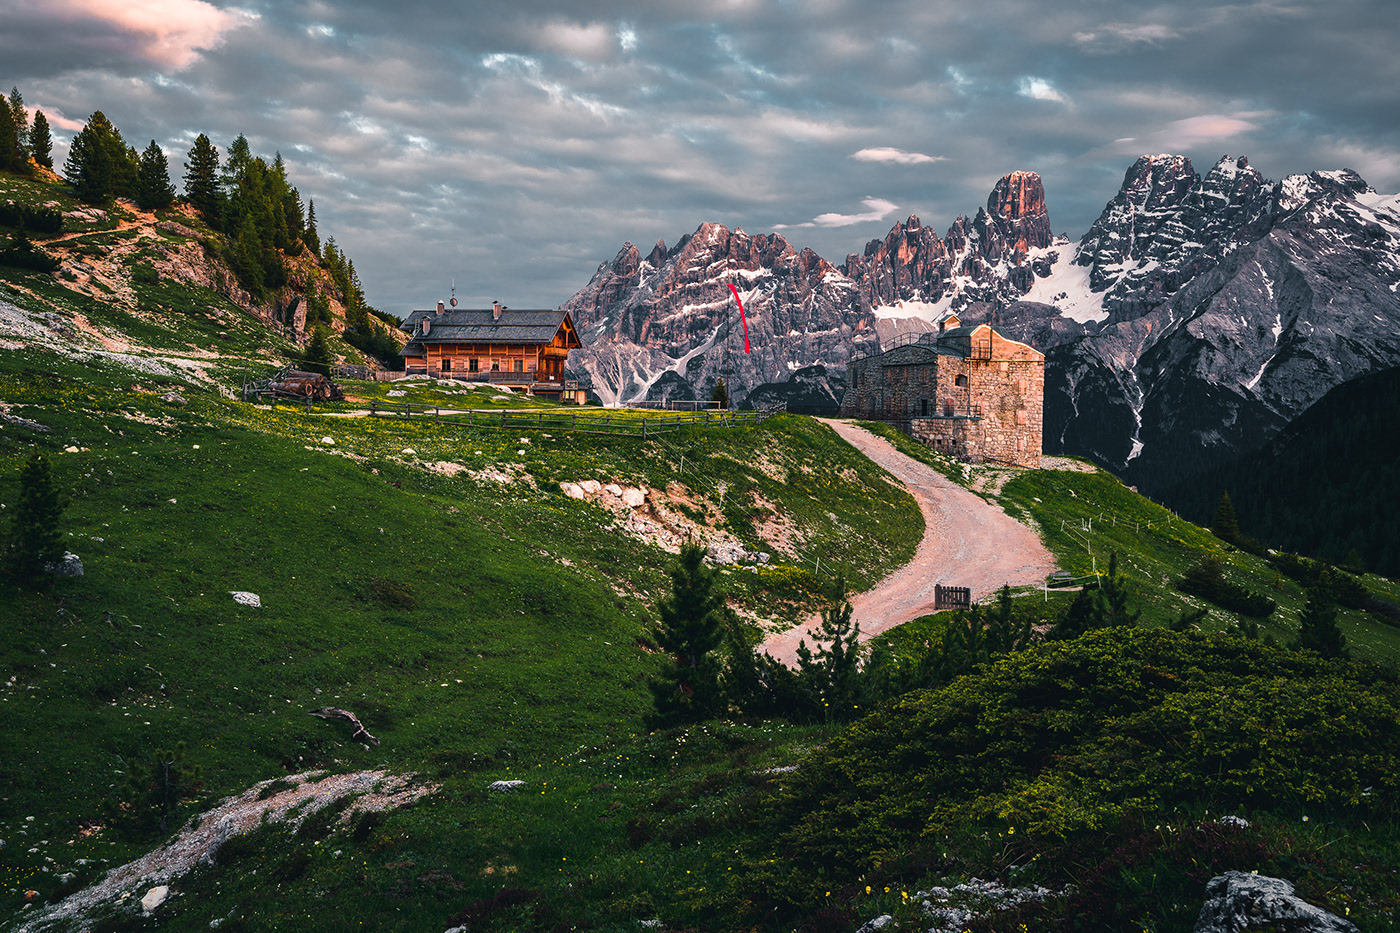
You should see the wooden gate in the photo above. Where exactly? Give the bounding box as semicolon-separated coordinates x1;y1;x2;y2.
934;584;971;610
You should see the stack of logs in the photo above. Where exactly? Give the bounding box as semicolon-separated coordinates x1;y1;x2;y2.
269;370;345;401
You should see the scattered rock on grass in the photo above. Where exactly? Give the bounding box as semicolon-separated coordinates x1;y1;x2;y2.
489;780;525;792
47;552;84;577
229;591;261;608
140;886;168;914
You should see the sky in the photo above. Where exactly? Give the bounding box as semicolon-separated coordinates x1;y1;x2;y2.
3;0;1398;316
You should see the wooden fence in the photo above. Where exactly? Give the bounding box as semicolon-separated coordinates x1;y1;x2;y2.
934;584;972;610
366;400;786;438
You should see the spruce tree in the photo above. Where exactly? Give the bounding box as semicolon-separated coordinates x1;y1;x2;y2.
64;112;126;203
1095;551;1141;628
0;98;19;173
647;543;728;727
794;577;863;722
1212;491;1240;543
30;111;52;169
8;87;27;161
711;378;729;410
135;140;175;210
1292;581;1347;659
5;451;65;588
300;325;334;377
304;198;320;255
183;134;221;222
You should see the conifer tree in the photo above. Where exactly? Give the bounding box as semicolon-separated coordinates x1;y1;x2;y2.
64;111;127;203
304;198;320;255
0;98;19;172
4;451;65;588
1292;581;1347;659
647;543;728;727
183;134;221;222
300;325;334;377
8;87;27;160
1095;551;1141;628
794;577;864;722
135;140;175;210
1212;491;1240;543
29;111;52;169
711;378;729;410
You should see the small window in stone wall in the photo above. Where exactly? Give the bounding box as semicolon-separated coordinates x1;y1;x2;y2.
1016;409;1027;425
921;399;929;415
955;373;969;387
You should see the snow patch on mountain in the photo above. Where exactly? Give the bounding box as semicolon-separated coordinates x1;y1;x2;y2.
1021;243;1108;323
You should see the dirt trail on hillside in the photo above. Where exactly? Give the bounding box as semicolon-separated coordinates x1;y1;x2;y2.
759;420;1058;666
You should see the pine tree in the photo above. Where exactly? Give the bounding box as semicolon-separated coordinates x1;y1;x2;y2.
135;140;175;210
8;87;27;160
794;577;863;722
30;111;52;169
647;543;728;727
0;98;19;173
304;198;320;255
1292;581;1347;659
300;325;334;377
64;111;126;203
1095;551;1141;628
1212;491;1240;543
222;134;253;190
711;378;729;410
4;451;65;588
182;134;221;222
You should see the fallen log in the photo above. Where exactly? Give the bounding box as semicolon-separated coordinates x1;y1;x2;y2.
309;707;380;746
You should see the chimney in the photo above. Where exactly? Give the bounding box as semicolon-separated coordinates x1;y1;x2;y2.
436;300;445;314
492;300;502;320
421;317;431;335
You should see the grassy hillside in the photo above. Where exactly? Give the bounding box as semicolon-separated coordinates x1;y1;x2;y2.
3;165;1397;930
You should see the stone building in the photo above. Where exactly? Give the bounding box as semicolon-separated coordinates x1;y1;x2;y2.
837;317;1044;468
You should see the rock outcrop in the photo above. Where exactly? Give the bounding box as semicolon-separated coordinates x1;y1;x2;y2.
1193;871;1358;933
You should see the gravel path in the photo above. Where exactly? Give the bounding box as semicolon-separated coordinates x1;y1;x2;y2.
760;420;1059;665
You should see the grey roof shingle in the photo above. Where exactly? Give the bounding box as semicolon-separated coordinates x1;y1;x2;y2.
400;308;577;351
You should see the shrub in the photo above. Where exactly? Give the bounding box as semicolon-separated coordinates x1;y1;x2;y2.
3;450;65;587
1177;555;1276;617
0;223;60;273
0;201;63;234
752;630;1399;895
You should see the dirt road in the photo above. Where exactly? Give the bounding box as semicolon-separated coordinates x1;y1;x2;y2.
760;420;1058;665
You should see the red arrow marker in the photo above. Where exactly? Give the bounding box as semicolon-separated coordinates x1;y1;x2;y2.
727;284;752;354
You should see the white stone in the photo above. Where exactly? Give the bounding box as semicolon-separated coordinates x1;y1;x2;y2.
603;483;624;497
229;591;261;608
488;780;525;792
559;482;586;500
321;437;335;445
401;448;416;456
141;885;169;913
1194;871;1357;933
579;480;602;495
620;487;645;507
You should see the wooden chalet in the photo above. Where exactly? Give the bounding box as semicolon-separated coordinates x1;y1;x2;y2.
399;301;584;400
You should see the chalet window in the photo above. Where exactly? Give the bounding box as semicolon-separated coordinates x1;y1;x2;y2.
513;359;524;373
441;359;451;372
491;361;500;372
468;358;478;373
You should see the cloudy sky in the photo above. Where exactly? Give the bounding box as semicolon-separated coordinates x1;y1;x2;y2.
4;0;1397;315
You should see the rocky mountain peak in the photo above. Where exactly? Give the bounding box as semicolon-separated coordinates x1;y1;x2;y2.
987;170;1052;251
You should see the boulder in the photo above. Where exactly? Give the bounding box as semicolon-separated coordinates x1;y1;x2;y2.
488;780;525;792
229;591;261;608
578;480;602;495
47;552;83;578
141;885;169;914
559;482;586;500
620;487;646;507
1193;871;1358;933
603;483;624;498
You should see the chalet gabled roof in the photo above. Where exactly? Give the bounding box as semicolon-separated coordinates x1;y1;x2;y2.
399;308;581;352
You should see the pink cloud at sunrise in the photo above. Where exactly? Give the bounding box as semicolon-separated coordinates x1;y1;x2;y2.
44;0;251;70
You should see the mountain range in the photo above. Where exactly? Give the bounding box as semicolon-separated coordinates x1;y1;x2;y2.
561;154;1400;495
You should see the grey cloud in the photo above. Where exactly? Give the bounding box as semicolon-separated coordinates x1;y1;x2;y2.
6;0;1399;314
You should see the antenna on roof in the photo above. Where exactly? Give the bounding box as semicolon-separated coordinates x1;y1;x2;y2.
449;279;458;307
